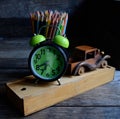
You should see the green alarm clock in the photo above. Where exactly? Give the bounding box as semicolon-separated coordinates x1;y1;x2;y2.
28;34;69;82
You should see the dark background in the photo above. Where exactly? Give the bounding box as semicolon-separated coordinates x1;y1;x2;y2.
0;0;120;70
67;0;119;69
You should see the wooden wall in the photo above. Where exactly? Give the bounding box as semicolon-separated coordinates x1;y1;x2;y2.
0;0;83;37
0;0;120;80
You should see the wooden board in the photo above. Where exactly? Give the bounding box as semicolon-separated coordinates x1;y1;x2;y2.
6;66;115;116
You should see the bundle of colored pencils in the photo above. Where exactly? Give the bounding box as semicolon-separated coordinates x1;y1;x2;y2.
30;10;68;39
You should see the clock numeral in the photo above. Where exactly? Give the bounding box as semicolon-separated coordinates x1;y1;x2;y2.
56;54;62;60
36;65;40;70
35;54;41;60
34;59;37;64
56;66;61;72
36;65;44;74
40;69;44;75
56;57;63;65
40;49;45;55
52;69;56;75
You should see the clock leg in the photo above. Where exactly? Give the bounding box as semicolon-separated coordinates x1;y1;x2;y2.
57;79;61;85
34;78;39;84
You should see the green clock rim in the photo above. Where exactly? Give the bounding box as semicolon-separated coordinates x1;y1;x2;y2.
28;42;68;82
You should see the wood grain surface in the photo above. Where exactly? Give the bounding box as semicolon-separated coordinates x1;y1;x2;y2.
0;71;119;119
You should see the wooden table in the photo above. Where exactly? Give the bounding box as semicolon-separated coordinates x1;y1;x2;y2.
0;38;120;119
0;70;119;119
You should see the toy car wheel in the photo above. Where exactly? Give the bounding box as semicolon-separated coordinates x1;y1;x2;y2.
101;60;108;68
78;66;85;75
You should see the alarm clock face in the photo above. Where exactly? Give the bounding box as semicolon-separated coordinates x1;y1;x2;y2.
29;43;68;81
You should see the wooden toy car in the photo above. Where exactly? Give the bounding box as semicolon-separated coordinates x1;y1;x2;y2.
66;45;111;75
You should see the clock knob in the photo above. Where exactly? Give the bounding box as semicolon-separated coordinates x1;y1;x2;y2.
53;35;69;48
30;34;46;47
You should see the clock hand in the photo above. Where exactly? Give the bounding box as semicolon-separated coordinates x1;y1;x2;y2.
38;61;49;75
39;61;49;67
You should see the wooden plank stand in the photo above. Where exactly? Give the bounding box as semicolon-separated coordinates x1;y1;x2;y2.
6;67;115;116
